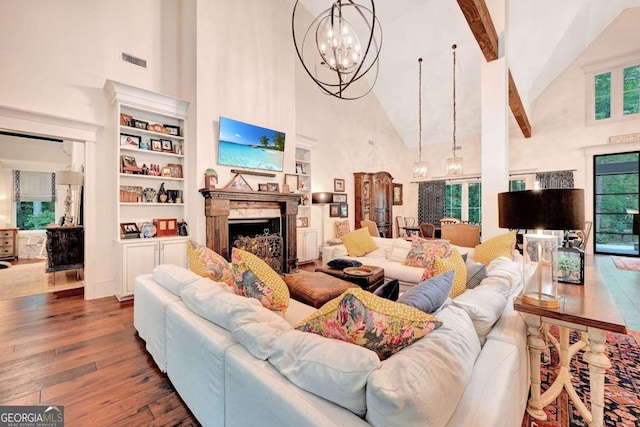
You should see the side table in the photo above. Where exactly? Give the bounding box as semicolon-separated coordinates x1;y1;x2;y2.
45;225;84;273
314;265;384;292
514;257;627;427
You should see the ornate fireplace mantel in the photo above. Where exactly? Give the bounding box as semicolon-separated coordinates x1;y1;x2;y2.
199;189;302;273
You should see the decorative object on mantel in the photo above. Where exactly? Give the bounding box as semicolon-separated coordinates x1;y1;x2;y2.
498;188;585;309
223;173;253;191
230;168;276;178
291;0;382;100
445;44;463;176
413;58;428;179
204;168;218;189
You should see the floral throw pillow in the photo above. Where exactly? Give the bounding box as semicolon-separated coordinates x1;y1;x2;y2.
296;288;441;360
334;219;351;238
405;238;453;279
187;240;234;287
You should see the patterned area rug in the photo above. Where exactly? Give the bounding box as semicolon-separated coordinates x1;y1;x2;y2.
0;261;83;300
521;329;640;427
611;256;640;272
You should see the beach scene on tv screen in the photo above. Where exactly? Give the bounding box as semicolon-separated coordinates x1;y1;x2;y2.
218;116;285;172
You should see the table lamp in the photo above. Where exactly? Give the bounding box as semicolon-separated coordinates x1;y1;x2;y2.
498;189;585;309
312;192;333;245
56;170;84;226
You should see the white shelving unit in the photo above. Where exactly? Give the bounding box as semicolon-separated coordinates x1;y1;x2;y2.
294;138;318;263
105;80;190;300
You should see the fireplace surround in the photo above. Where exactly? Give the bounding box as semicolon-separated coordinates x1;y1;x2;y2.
200;189;302;273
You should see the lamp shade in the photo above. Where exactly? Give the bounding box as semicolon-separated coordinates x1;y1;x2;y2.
498;189;585;230
311;192;333;204
56;170;84;186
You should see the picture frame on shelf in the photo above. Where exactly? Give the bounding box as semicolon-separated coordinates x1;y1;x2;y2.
161;166;173;177
120;113;133;127
121;155;138;168
329;204;340;217
223;173;253;191
173;142;183;155
120;133;140;148
258;183;268;191
169;163;183;178
132;118;148;130
267;183;279;192
297;216;309;227
393;183;403;205
161;139;173;152
339;203;348;218
151;139;162;151
333;193;347;203
334;178;345;192
154;218;178;236
164;124;180;136
295;162;306;174
120;222;140;239
282;184;290;193
147;123;165;133
284;174;297;191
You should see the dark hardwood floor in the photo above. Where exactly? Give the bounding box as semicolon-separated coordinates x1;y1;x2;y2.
0;289;199;426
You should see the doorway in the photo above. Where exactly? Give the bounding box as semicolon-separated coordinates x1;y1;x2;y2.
593;151;639;256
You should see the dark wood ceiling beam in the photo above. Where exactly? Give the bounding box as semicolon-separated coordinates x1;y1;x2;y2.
456;0;532;138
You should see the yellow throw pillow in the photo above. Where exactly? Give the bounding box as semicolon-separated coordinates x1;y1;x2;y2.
473;230;517;266
341;227;379;257
230;248;290;313
296;288;441;360
187;240;234;287
434;248;467;298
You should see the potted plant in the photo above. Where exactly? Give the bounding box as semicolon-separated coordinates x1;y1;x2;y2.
553;249;584;284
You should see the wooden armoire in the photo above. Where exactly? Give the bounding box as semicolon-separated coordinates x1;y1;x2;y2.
354;172;394;238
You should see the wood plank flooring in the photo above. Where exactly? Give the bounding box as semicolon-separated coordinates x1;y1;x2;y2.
0;289;199;426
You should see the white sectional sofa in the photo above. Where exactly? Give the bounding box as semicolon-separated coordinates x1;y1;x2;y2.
134;256;530;427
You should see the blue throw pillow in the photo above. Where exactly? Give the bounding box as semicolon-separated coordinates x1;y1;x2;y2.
397;271;454;314
327;258;363;270
373;279;400;301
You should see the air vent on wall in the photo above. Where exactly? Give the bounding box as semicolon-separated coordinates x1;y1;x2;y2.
121;52;147;69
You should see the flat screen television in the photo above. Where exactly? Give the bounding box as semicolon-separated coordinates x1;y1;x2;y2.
217;116;285;172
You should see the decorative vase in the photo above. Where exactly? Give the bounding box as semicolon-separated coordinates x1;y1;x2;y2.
158;183;168;203
142;187;157;203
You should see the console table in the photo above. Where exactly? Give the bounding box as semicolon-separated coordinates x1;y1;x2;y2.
45;225;84;273
514;256;627;427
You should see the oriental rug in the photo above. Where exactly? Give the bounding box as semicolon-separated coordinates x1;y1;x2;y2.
611;256;640;272
0;261;83;300
521;329;640;427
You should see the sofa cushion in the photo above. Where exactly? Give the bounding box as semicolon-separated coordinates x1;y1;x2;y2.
465;259;488;289
373;279;400;301
389;238;412;263
334;219;350;238
450;284;508;345
366;305;481;427
296;288;441;360
230;248;290;313
327;258;362;270
404;238;452;277
187;240;234;287
397;271;454;314
269;329;381;416
474;230;516;265
341;228;379;257
434;248;467;298
152;264;202;296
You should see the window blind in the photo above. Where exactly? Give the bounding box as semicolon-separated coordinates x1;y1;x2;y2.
13;171;56;202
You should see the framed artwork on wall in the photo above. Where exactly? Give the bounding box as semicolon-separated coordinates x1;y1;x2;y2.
329;204;340;217
339;203;348;218
334;178;345;192
393;183;403;205
333;193;347;203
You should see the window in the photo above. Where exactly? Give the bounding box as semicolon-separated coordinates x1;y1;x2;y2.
444;184;461;219
444;182;481;223
14;171;56;230
509;179;526;191
468;183;481;223
587;56;640;123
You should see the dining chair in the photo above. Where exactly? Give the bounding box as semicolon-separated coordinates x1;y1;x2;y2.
360;220;381;237
395;216;407;238
440;217;461;227
404;217;417;227
440;223;480;247
419;223;436;239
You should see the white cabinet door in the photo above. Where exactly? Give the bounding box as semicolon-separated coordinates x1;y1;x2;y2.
297;228;318;263
120;241;158;300
160;239;187;267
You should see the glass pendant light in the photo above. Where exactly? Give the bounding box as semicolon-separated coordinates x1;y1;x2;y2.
413;58;429;178
446;44;463;176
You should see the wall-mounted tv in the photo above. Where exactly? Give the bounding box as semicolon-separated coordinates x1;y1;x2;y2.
217;116;285;172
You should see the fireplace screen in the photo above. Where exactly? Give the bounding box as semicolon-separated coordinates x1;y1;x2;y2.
233;230;284;274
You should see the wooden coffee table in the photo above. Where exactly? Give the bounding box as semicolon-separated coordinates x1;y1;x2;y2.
514;255;627;427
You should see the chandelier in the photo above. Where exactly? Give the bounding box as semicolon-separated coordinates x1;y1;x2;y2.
292;0;382;100
413;58;429;178
446;44;463;176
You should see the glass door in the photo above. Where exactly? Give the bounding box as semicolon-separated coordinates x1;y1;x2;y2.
594;152;639;256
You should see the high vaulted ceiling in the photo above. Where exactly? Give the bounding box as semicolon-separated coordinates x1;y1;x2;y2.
297;0;640;147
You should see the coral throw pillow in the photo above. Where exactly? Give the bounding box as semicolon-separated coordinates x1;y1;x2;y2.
187;240;234;287
434;248;467;298
473;230;517;266
296;288;441;360
405;238;453;280
341;227;379;257
230;248;290;312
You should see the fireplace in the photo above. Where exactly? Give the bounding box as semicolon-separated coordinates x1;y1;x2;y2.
229;218;283;274
200;189;301;273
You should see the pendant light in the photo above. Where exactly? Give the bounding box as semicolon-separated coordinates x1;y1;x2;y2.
446;44;463;176
413;58;429;178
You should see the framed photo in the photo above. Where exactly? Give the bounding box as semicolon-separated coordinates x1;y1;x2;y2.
121;155;138;168
223;173;253;191
393;183;403;205
132;118;148;130
173;142;183;155
333;193;347;203
161;139;173;152
268;183;279;192
297;216;309;227
120;222;140;237
295;162;306;175
334;178;345;192
329;204;340;217
282;184;290;193
169;163;183;178
151;139;162;151
120;133;140;148
284;174;297;191
164;124;180;136
161;166;173;177
258;183;268;191
120;113;133;127
339;203;348;218
147;123;165;133
204;174;217;189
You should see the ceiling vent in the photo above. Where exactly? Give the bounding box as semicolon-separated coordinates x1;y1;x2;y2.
121;52;147;69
